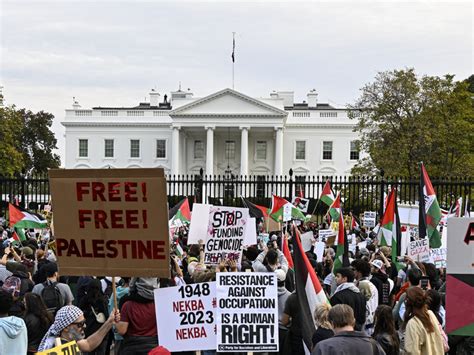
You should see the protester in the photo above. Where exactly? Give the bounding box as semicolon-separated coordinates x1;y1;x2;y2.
281;291;305;355
38;305;119;352
312;304;386;355
370;259;391;306
276;269;291;352
373;305;399;355
108;277;130;354
253;240;289;274
312;303;334;347
24;292;53;354
116;277;159;354
0;288;28;355
403;287;445;355
330;267;366;331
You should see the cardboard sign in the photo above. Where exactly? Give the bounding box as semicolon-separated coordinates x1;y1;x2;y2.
216;272;278;352
48;169;169;277
154;282;216;351
204;206;251;264
408;238;430;262
318;229;335;241
446;218;474;335
430;248;447;268
363;211;376;228
300;231;314;252
36;341;79;355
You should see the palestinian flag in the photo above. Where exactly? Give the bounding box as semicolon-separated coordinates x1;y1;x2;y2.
292;224;328;353
270;195;305;222
333;212;349;274
350;213;359;230
241;197;269;219
419;164;442;248
326;192;341;222
8;203;47;241
169;198;191;224
464;197;471;217
380;189;404;270
282;233;294;270
319;180;335;206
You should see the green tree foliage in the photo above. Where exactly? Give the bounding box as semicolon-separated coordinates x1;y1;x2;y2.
0;106;60;177
349;69;474;177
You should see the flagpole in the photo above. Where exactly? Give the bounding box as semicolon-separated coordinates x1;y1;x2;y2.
232;32;235;90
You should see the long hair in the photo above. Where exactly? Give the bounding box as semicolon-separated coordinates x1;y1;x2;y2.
314;303;332;329
373;305;399;348
403;286;435;332
24;293;53;329
79;279;104;309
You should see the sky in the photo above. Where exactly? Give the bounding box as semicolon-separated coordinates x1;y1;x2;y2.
1;0;472;165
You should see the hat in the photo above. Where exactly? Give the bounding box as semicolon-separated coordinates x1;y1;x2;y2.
275;269;286;282
21;246;34;258
130;277;159;300
371;259;384;270
2;276;21;298
379;246;390;257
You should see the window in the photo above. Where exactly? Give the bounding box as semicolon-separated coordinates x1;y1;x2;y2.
130;139;140;158
295;141;306;160
79;139;88;157
156;139;166;158
256;141;267;160
225;141;235;160
104;139;114;158
194;140;204;159
256;176;266;198
295;176;306;197
322;141;333;160
350;141;359;160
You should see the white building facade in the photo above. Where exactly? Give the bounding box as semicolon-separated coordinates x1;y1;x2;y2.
63;88;361;177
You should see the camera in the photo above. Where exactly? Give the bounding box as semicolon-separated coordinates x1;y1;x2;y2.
420;276;430;290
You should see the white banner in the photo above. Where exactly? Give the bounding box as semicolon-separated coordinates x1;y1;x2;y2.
154;283;216;352
408;238;430;262
430;248;447;268
318;229;335;241
216;272;279;352
363;211;376;228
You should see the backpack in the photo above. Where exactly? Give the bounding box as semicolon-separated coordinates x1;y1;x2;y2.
41;281;64;316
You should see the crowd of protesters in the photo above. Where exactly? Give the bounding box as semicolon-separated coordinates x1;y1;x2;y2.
0;219;473;355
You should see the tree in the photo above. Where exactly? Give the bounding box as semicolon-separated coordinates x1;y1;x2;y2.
0;106;60;177
349;69;474;177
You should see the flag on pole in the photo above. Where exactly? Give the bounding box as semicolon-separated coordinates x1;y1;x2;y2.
270;195;305;222
319;180;335;206
168;198;191;224
419;163;442;248
350;213;359;230
379;188;404;270
8;203;47;242
282;234;294;270
292;224;328;353
326;192;341;222
241;197;269;219
231;34;235;63
333;212;349;274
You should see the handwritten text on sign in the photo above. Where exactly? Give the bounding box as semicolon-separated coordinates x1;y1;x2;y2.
154;283;216;352
408;238;430;262
49;169;169;277
217;273;279;352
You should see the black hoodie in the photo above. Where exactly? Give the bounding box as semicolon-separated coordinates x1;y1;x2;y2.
370;271;391;305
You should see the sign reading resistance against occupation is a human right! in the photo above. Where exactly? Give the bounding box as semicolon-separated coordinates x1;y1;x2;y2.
49;168;170;277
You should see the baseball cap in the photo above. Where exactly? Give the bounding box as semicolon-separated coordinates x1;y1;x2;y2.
275;269;286;282
371;259;384;271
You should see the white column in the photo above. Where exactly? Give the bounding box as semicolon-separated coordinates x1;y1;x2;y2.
240;126;249;176
171;126;180;175
274;127;283;175
206;126;214;176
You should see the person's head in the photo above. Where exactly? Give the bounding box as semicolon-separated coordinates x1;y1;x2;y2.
188;244;201;258
83;279;103;304
266;249;279;266
370;259;385;274
24;293;53;326
407;267;422;286
314;303;332;329
275;269;286;287
351;259;371;279
404;286;434;332
43;262;59;279
373;305;398;341
130;277;159;300
56;307;87;342
0;289;13;316
426;289;441;313
328;304;355;332
335;267;354;285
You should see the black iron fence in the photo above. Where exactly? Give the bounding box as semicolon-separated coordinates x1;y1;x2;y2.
1;170;472;223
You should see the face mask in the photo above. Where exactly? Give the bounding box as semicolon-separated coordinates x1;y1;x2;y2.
68;327;85;341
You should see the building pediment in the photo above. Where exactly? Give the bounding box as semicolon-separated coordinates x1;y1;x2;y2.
170;88;287;118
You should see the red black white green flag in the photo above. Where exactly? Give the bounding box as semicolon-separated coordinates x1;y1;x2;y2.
419;163;442;248
8;203;47;241
333;212;349;274
319;180;335;207
380;188;403;270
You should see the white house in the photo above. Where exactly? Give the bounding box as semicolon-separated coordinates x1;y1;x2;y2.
63;88;361;177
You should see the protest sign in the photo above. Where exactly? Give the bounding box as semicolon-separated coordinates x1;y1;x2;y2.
154;282;216;352
283;203;292;222
48;169;169;277
300;231;314;252
363;211;376;228
36;341;79;355
446;218;474;336
204;206;251;264
244;217;257;246
217;272;278;352
430;248;447;268
408;238;430;262
318;229;335;241
188;204;212;244
314;241;326;262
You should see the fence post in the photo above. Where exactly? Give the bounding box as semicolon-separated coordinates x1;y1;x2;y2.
198;168;204;203
288;169;293;200
379;169;385;221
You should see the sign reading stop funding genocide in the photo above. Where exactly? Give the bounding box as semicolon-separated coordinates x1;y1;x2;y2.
216;272;278;352
48;169;170;277
154;283;216;352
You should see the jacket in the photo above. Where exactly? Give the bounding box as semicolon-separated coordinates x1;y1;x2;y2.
330;283;367;331
312;330;386;355
24;313;51;353
371;272;391;305
0;316;28;355
404;310;444;355
374;332;399;355
252;250;289;274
